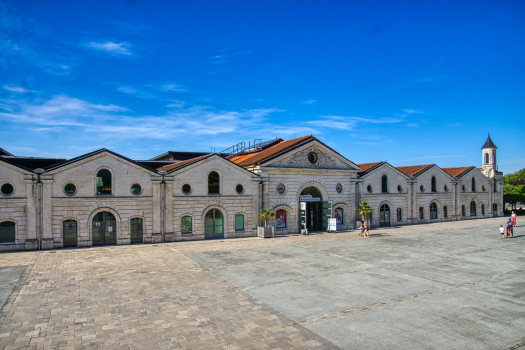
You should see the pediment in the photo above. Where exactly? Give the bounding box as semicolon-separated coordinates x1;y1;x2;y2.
263;142;359;170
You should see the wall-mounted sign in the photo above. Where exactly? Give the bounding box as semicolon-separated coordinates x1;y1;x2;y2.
300;202;306;210
299;194;321;201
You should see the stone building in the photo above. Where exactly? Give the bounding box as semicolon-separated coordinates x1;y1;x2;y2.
0;135;503;251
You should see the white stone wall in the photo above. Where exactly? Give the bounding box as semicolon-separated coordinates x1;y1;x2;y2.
0;164;30;251
262;168;356;234
170;156;259;241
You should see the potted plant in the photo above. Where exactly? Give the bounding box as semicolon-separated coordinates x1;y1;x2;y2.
356;201;373;227
257;208;275;238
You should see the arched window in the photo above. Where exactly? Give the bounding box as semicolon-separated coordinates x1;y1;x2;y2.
235;214;245;231
431;176;437;192
208;171;220;194
470;201;477;216
462;205;466;216
471;177;476;192
181;216;192;234
430;202;438;219
381;175;388;193
444;206;448;218
493;203;498;216
481;204;485;215
419;207;424;219
493;153;496;164
0;221;15;243
485;153;489;164
96;169;112;195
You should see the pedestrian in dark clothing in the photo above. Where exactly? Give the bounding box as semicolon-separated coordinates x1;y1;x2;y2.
507;219;514;238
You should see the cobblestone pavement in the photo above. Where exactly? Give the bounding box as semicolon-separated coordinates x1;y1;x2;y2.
0;217;523;350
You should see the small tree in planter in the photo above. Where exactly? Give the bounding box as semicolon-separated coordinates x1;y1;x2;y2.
258;208;275;238
356;201;373;222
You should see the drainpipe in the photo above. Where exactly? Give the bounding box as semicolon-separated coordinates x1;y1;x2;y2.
159;171;166;243
34;169;44;250
259;181;263;226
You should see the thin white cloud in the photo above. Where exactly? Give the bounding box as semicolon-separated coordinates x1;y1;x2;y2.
3;85;38;93
157;83;186;92
87;41;132;55
302;100;317;105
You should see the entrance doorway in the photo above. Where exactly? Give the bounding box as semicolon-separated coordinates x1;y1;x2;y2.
205;209;224;239
379;204;391;227
92;211;117;245
300;186;331;231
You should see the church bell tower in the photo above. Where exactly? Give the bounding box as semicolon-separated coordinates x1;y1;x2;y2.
481;134;497;178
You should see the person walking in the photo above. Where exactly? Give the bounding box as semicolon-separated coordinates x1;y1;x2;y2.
359;221;364;237
364;220;370;238
511;211;517;227
500;225;505;239
507;219;514;238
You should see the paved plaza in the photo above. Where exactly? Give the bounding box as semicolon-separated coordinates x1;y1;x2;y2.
0;218;524;350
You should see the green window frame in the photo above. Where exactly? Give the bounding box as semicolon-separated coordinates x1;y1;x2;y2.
181;216;192;234
235;214;244;231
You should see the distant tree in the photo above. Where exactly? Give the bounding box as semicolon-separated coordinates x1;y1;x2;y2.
503;168;525;209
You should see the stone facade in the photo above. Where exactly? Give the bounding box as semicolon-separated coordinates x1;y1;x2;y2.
0;136;505;251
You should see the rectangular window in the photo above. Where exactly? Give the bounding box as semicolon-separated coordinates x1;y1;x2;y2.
444;206;448;218
397;208;402;221
181;216;192;234
419;207;424;219
235;214;244;231
0;221;16;243
276;210;286;228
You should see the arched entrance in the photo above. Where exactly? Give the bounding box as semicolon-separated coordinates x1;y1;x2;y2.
92;211;116;245
205;209;224;239
63;220;77;247
379;204;391;227
300;186;325;231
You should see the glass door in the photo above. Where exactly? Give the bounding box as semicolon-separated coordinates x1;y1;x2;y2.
63;220;77;247
92;211;116;245
205;209;224;239
130;218;143;243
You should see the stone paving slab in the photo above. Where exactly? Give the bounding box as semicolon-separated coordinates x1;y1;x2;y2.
208;255;375;289
246;268;448;321
306;287;525;350
0;217;522;350
0;266;27;311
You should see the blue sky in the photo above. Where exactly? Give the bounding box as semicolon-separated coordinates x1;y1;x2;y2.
1;0;524;174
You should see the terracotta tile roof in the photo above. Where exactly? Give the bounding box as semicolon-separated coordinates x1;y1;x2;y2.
157;154;212;172
231;135;314;166
357;162;383;172
441;166;474;178
395;164;433;177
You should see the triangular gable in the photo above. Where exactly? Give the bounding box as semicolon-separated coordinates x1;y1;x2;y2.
259;137;361;171
450;166;488;180
44;149;157;174
358;162;410;179
166;153;259;178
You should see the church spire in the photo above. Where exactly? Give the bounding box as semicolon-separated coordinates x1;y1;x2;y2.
481;133;497;149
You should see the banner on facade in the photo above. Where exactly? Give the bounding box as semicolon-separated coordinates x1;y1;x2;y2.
299;194;321;201
276;210;286;228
